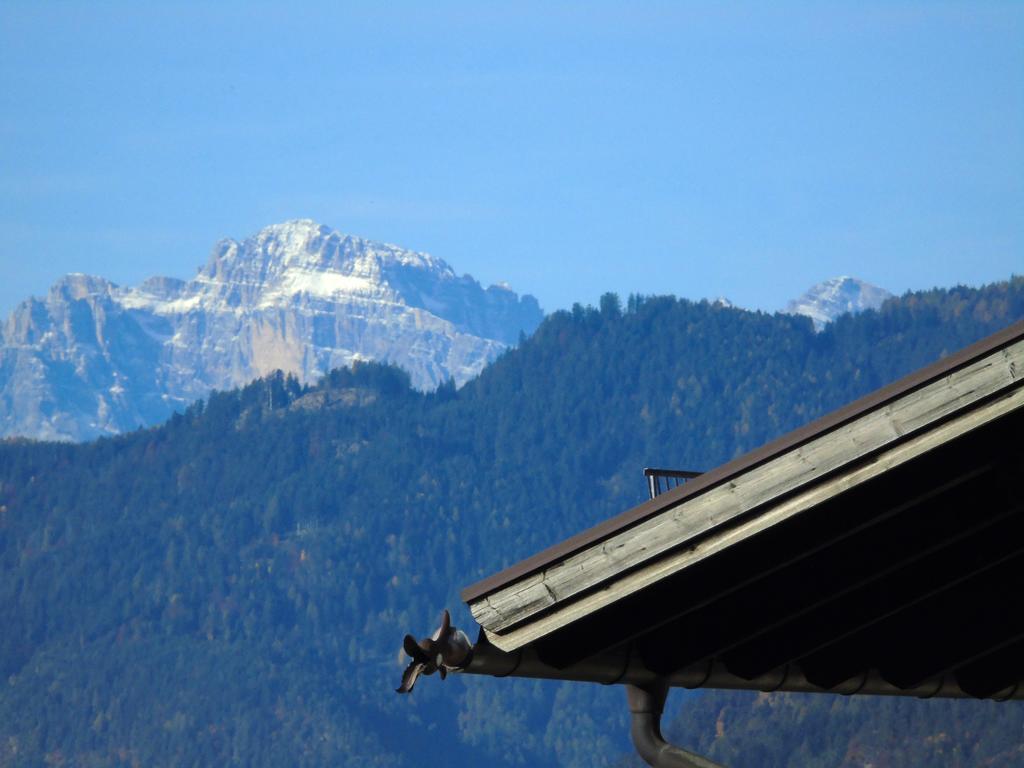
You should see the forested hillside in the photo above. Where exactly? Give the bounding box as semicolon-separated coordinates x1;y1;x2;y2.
616;691;1024;768
1;277;1022;767
663;692;1024;768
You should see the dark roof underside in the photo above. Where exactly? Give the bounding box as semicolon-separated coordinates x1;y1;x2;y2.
463;320;1024;604
521;406;1024;700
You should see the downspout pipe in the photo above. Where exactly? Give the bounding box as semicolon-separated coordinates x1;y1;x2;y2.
626;679;725;768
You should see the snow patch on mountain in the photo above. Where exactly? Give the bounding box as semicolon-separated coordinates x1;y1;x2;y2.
785;276;893;331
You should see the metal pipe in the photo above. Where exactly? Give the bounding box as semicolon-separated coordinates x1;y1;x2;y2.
396;617;1024;701
626;679;725;768
457;637;1024;701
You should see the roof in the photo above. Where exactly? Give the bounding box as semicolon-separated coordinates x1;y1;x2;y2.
459;319;1024;700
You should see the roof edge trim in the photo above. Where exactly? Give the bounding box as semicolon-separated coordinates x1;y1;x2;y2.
462;320;1024;605
476;384;1024;649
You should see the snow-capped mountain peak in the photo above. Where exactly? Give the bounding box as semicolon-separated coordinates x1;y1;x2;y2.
1;221;543;441
785;276;893;330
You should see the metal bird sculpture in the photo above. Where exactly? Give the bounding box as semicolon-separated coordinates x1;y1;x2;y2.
396;609;472;693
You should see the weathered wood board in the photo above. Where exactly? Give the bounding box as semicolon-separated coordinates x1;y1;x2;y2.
471;339;1024;651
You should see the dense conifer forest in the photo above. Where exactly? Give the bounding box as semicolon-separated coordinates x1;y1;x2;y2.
617;691;1024;767
1;277;1023;767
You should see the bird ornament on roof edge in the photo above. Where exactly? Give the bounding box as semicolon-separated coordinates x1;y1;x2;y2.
396;609;472;693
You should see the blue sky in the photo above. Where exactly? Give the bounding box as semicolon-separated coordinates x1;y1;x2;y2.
1;1;1021;317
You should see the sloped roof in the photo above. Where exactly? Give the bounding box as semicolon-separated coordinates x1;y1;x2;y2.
459;320;1024;700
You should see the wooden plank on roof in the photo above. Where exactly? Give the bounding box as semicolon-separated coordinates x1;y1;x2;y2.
483;386;1024;651
470;339;1024;650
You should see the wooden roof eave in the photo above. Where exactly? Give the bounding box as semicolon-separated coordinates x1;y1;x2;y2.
467;328;1024;653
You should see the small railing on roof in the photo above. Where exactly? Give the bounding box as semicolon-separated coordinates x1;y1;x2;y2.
643;467;702;500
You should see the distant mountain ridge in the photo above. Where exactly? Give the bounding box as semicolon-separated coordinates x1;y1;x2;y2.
0;220;542;441
1;278;1020;768
785;276;893;330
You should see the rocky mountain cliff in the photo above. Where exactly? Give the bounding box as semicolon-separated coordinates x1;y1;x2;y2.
785;276;893;330
0;220;543;441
